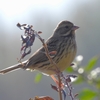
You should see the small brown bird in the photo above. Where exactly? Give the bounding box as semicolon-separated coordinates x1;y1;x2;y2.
0;20;79;75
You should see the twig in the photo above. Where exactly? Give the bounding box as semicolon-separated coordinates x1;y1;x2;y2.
35;31;59;69
35;32;53;64
62;75;75;100
58;75;63;100
34;31;63;100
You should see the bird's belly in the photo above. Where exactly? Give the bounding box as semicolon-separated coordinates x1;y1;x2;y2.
57;52;75;72
29;47;76;75
40;51;76;75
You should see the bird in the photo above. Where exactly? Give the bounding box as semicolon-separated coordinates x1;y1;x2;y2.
0;20;79;75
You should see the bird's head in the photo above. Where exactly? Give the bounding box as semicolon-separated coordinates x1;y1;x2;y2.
53;20;79;37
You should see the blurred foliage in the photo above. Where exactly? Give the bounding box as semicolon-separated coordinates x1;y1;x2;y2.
34;73;42;83
78;88;97;100
85;56;98;72
35;55;100;100
66;55;100;100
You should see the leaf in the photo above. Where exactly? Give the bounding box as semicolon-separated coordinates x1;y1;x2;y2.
73;75;83;84
94;79;100;89
51;84;58;92
65;66;74;73
34;96;54;100
38;31;42;34
30;96;54;100
78;88;97;100
74;93;78;98
34;73;42;83
85;56;98;72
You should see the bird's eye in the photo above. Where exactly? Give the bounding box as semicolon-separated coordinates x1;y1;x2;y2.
65;26;69;29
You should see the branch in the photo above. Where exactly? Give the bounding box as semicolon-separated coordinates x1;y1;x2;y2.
34;31;63;100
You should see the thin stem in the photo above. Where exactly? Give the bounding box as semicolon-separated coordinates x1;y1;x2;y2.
36;34;52;63
35;32;62;100
58;75;63;100
62;75;74;100
35;32;59;69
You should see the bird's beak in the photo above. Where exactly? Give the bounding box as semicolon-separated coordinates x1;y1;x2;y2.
72;25;79;30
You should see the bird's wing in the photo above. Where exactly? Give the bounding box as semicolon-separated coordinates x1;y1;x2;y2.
24;36;59;68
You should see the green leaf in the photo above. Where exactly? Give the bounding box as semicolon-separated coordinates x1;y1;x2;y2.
34;73;42;83
73;75;83;84
78;88;97;100
65;66;74;73
94;79;100;89
85;56;98;72
96;81;100;89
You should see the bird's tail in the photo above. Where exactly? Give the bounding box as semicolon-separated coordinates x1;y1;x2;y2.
0;61;27;74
